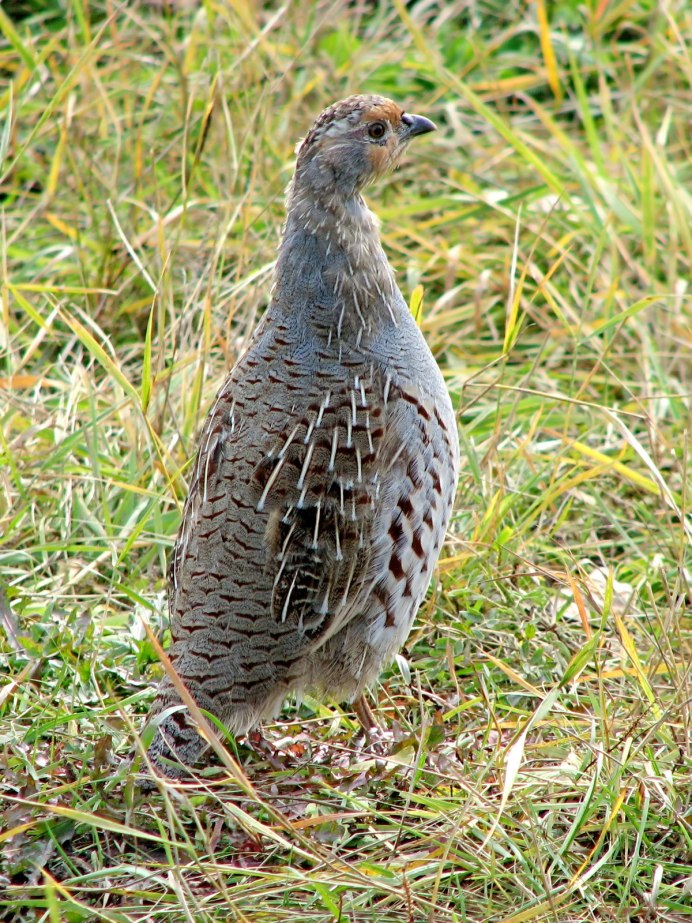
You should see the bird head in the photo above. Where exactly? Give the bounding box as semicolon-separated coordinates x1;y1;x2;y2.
293;95;437;197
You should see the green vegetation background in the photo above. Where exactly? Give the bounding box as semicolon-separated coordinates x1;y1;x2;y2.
0;1;689;921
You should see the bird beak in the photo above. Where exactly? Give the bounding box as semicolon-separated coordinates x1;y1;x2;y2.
402;113;437;138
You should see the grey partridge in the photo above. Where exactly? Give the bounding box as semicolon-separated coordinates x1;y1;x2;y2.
145;95;459;778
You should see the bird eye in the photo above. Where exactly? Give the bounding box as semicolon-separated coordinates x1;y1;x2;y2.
368;121;386;140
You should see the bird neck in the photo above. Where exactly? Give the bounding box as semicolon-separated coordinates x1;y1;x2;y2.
272;177;401;345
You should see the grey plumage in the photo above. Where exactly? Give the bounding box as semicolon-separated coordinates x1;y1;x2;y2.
144;95;459;778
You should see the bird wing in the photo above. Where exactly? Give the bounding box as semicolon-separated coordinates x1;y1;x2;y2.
248;368;395;650
169;355;452;664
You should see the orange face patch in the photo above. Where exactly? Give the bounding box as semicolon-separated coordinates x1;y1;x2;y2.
361;101;405;129
362;102;406;176
366;141;398;176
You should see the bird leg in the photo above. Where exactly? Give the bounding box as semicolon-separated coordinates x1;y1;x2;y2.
352;694;381;733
